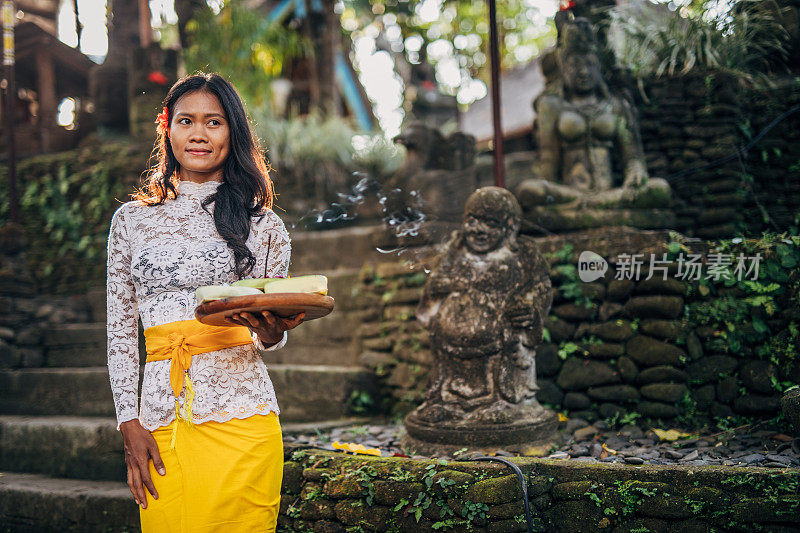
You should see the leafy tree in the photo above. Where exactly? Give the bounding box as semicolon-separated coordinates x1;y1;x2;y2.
340;0;556;100
183;0;310;108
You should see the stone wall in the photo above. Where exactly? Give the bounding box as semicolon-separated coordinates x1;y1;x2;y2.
0;224;97;370
278;444;800;532
354;229;799;428
637;72;800;238
738;78;800;234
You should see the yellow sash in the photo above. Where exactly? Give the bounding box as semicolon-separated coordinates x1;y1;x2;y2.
144;319;253;449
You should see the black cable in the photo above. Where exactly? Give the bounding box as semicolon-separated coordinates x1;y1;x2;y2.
465;456;535;533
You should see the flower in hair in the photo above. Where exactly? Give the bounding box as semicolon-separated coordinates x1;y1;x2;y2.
155;106;170;137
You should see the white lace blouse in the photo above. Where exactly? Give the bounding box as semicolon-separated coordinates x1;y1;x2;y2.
106;179;289;431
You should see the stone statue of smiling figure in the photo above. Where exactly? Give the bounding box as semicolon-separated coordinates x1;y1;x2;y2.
462;186;521;255
404;187;558;453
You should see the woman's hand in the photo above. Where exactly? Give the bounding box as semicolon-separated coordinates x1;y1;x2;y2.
229;310;305;346
119;419;165;509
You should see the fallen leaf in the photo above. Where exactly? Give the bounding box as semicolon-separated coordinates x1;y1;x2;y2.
602;443;617;455
652;429;691;442
332;441;382;457
523;444;552;457
558;413;569;422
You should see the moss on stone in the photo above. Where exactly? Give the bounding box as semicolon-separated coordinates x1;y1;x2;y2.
323;476;366;499
303;467;335;481
372;480;425;506
485;499;526;520
551;480;597;500
333;500;391;528
547;500;602;531
528;475;553;498
274;449;800;531
465;474;523;505
282;461;304;494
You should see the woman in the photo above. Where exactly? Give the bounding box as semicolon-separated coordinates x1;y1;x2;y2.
106;72;303;532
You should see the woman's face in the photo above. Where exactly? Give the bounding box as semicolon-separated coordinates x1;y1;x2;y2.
169;90;230;181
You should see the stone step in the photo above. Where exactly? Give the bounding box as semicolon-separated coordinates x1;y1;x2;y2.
271;364;376;422
0;415;371;482
42;322;126;367
0;415;125;481
263;309;361;366
0;471;137;532
291;226;392;273
43;323;107;348
0;367;124;417
0;365;374;421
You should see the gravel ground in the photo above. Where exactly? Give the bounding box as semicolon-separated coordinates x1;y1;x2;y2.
284;419;800;467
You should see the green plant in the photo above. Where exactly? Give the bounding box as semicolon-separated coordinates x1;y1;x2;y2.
302;485;324;501
291;450;308;462
557;342;582;360
346;389;376;415
585;490;603;508
461;501;489;524
607;410;642;428
286;502;301;518
388;467;414;483
677;392;700;426
345;462;379;506
613;480;659;517
0;141;153;294
685;498;705;514
347;425;370;437
606;0;790;87
685;234;800;376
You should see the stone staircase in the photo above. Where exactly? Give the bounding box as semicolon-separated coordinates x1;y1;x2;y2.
0;227;384;532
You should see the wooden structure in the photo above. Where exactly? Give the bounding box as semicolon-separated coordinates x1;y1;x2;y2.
6;20;94;155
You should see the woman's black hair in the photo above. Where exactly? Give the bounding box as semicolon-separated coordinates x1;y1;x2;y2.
134;72;273;279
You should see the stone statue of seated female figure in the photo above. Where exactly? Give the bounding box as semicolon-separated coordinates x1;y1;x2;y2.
516;16;672;229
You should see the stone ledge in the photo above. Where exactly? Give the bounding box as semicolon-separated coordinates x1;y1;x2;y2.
3;450;798;532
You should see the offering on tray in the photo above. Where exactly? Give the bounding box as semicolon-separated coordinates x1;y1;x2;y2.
231;275;328;295
195;285;263;305
194;275;334;326
197;275;329;305
230;278;272;289
263;275;328;295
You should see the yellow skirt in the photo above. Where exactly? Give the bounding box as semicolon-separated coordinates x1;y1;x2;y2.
139;412;283;533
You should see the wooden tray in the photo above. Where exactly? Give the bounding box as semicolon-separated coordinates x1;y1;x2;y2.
195;293;335;327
